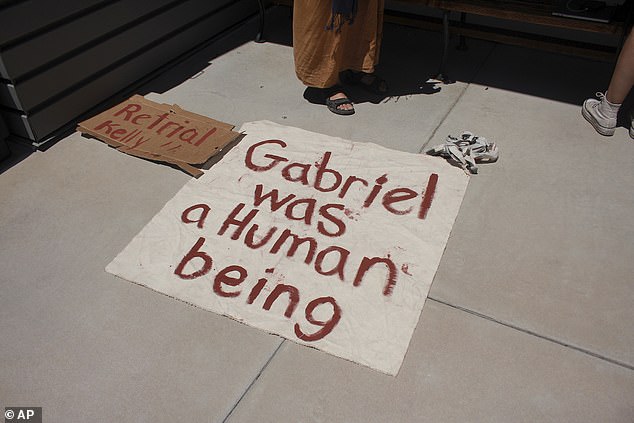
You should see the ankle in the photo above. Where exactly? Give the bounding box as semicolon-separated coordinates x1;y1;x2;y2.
605;90;623;105
599;92;621;119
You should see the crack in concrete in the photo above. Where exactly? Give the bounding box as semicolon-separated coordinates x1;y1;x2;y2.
428;296;634;372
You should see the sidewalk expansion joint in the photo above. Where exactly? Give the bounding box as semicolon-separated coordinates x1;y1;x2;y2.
428;296;634;372
419;84;469;154
221;340;285;423
418;43;498;154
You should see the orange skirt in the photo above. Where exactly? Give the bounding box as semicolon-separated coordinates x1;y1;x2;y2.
293;0;384;88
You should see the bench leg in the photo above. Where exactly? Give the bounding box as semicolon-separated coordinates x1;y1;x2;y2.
433;9;453;83
255;0;265;43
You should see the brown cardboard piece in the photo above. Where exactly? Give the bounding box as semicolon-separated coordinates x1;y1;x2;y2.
77;95;241;177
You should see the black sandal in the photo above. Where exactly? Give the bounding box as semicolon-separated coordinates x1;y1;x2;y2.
324;87;355;115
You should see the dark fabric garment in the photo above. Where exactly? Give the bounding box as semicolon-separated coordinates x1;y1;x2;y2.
327;0;358;31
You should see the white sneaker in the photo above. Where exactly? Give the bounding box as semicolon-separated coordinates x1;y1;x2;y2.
582;93;616;136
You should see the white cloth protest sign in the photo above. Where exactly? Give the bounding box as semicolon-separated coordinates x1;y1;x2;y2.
106;121;469;375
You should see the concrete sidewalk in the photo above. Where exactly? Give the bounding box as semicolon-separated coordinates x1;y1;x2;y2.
1;7;632;422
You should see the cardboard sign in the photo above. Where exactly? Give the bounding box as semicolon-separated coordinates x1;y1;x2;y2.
78;95;240;177
106;121;469;375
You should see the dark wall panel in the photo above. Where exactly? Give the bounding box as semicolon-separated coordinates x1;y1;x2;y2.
4;0;242;111
0;0;177;79
0;82;22;110
0;0;111;46
0;0;257;143
1;109;32;140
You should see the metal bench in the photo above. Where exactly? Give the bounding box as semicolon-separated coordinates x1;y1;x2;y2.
258;0;632;81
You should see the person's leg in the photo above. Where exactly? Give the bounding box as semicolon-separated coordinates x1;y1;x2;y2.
607;29;634;139
606;29;634;104
582;29;634;136
293;0;353;114
337;0;386;95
